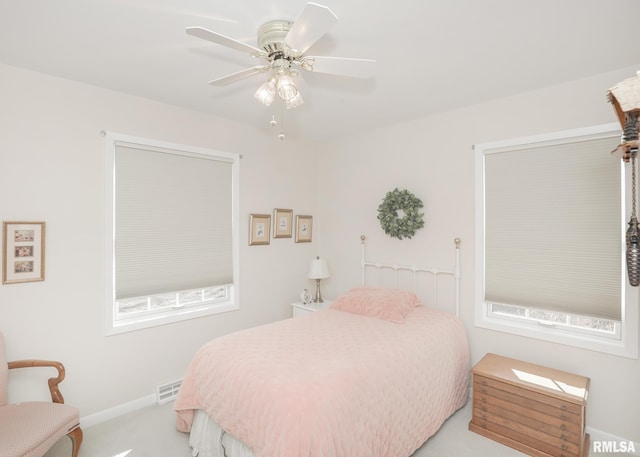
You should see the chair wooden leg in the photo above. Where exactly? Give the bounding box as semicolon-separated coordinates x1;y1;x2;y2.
67;427;83;457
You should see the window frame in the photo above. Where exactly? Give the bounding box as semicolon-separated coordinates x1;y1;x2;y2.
104;132;240;335
475;123;638;358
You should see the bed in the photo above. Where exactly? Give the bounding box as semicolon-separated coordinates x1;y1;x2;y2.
175;236;470;457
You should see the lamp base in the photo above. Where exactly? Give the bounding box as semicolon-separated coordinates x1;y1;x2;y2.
314;278;324;303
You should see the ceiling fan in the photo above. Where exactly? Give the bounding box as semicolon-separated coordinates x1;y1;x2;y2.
186;2;375;110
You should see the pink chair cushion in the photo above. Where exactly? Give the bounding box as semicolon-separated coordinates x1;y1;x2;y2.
0;402;80;457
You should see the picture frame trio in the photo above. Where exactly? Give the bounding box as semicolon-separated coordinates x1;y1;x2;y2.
249;209;313;246
2;221;46;284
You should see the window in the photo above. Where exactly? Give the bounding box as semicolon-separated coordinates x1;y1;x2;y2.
475;123;638;358
104;133;239;335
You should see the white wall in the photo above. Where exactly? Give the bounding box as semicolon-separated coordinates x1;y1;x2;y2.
0;63;320;417
3;59;639;443
317;64;640;442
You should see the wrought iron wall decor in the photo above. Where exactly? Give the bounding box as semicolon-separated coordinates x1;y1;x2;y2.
608;72;640;286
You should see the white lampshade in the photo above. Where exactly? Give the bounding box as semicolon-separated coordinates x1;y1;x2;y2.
308;257;329;279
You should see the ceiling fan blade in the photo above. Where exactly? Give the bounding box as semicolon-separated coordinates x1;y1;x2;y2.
283;3;338;55
208;66;269;86
302;56;376;78
186;26;264;56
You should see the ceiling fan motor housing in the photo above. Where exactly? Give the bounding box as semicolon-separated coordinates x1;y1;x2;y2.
258;21;294;59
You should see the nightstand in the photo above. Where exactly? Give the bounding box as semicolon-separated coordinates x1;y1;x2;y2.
291;300;332;318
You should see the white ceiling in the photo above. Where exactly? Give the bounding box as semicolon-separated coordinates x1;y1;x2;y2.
1;0;639;141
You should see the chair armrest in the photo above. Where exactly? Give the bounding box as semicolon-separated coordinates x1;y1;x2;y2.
8;359;66;404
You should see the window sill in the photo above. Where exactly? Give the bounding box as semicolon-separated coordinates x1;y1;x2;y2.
105;301;239;336
475;305;638;359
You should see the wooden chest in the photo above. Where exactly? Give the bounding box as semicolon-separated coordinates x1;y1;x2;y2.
469;353;590;457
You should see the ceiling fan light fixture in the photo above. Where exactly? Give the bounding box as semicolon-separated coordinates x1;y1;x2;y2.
254;78;277;106
188;2;377;135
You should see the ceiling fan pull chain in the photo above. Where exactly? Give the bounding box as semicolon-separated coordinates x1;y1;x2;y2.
625;112;640;286
278;100;286;140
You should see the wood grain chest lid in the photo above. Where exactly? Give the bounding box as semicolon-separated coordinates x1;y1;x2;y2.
473;353;590;405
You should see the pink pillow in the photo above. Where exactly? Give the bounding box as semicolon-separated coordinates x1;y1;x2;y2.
329;287;420;323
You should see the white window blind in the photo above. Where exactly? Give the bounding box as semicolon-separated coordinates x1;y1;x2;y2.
483;133;622;321
114;142;233;299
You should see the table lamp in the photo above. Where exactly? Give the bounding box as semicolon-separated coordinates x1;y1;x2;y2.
308;256;330;303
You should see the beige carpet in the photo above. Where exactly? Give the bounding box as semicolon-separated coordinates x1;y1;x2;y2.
44;400;619;457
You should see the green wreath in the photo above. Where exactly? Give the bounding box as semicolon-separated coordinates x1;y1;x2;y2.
377;188;425;240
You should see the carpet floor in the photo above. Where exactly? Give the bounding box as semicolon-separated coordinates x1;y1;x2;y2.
44;400;613;456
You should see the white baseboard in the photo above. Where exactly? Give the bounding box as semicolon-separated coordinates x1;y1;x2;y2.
587;426;640;456
80;394;156;429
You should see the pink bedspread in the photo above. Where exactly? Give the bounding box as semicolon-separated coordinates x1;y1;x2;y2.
175;306;470;457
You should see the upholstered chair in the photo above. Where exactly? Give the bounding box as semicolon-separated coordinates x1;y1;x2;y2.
0;331;83;457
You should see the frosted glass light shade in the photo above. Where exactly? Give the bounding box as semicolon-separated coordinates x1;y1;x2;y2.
254;79;276;106
276;73;298;101
285;91;304;109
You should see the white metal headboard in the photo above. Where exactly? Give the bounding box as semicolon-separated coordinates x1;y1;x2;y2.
360;235;462;316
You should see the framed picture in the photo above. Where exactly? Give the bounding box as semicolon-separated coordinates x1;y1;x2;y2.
273;208;293;238
249;214;271;246
2;221;46;284
295;215;313;243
